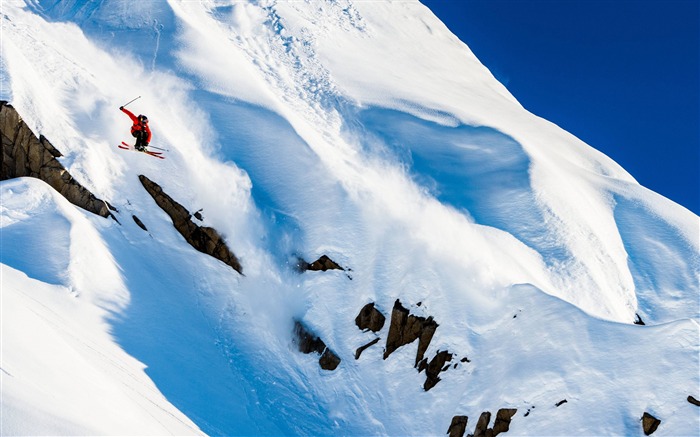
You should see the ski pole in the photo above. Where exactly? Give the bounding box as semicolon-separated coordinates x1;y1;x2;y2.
148;145;169;152
121;96;141;108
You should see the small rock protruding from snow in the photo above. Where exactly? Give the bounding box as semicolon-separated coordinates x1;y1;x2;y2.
293;320;341;371
355;302;386;332
447;415;468;437
464;409;517;437
132;215;147;231
355;338;380;360
418;349;453;391
642;412;661;435
471;411;492;437
492;409;518;436
299;254;344;272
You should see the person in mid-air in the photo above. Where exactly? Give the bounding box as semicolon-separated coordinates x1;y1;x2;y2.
120;106;151;151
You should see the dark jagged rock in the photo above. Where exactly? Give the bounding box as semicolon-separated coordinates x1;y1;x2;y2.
383;299;438;366
688;395;700;406
0;101;111;217
471;412;491;437
642;412;660;435
492;409;517;436
293;320;341;371
355;338;380;360
420;350;453;391
383;299;455;390
447;416;468;437
295;320;326;355
634;313;646;325
309;254;343;271
554;399;567;407
355;303;386;332
465;409;517;437
300;254;344;272
132;215;147;231
139;174;242;274
319;348;341;371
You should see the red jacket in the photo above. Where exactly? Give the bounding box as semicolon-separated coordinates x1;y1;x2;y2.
121;107;152;143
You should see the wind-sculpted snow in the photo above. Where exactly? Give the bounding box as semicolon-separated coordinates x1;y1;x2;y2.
356;108;570;264
614;195;700;323
1;179;72;285
1;0;699;435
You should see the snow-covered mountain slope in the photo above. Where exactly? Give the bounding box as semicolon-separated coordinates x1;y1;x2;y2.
1;1;698;435
1;178;202;435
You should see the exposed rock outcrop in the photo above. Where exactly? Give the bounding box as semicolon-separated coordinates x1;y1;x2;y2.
471;412;491;437
355;338;380;360
132;215;148;231
0;101;111;217
298;254;344;272
382;300;456;390
492;409;517;435
688;395;700;407
642;412;660;435
447;415;468;437
383;299;438;366
418;350;453;391
355;302;386;332
464;409;517;437
293;320;341;371
138;174;242;274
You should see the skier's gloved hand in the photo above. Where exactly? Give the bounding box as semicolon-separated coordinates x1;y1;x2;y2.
119;106;124;110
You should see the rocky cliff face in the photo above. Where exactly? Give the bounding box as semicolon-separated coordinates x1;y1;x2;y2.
0;101;111;217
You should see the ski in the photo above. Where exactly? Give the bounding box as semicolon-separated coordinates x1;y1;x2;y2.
119;142;165;159
120;142;162;153
118;144;162;154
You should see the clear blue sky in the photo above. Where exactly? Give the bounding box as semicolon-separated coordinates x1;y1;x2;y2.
422;0;699;214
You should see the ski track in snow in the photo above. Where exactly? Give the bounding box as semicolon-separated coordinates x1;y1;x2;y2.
1;0;699;435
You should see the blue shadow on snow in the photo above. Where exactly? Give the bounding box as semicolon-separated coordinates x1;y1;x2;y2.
355;107;570;265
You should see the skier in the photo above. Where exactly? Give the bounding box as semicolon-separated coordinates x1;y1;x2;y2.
120;106;151;151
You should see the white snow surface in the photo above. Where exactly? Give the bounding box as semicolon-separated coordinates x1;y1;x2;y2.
1;1;698;435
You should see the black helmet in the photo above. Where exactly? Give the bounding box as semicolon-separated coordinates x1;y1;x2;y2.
138;114;148;123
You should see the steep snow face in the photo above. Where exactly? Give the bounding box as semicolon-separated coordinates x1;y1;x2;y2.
0;179;202;436
2;0;698;436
